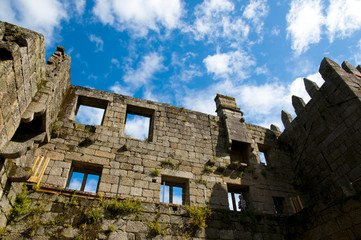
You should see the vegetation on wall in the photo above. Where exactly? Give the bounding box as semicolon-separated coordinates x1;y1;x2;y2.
161;159;175;169
186;206;212;229
3;185;269;239
106;198;142;216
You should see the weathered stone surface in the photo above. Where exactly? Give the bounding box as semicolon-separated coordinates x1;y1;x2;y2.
1;21;361;240
8;165;31;182
292;95;306;116
281;110;293;129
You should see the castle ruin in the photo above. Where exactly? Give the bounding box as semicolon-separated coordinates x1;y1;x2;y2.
0;21;361;239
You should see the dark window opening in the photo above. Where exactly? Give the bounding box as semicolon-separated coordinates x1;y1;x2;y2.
66;162;102;193
230;140;251;167
227;183;249;212
11;115;45;142
160;176;189;205
273;196;284;214
75;96;108;126
124;105;154;142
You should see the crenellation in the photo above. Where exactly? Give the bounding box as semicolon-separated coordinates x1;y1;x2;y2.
281;110;293;129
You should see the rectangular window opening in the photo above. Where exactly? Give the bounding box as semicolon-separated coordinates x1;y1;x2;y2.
160;176;189;205
258;144;270;166
273;196;285;214
124;105;154;142
227;183;249;212
230;140;251;166
66;162;102;193
75;96;108;126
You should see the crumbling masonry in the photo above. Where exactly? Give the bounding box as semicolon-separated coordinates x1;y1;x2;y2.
0;22;361;239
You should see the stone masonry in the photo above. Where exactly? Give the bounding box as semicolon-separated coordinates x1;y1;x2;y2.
0;21;361;239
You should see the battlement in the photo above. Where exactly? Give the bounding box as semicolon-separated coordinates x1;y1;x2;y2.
280;58;361;206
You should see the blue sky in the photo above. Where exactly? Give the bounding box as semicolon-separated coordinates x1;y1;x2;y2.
2;0;361;132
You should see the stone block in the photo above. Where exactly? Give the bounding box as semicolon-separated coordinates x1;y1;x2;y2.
130;187;142;196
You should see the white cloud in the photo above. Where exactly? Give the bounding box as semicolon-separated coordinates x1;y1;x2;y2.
180;72;325;130
123;52;165;88
109;81;133;96
242;0;269;33
0;0;68;44
89;34;104;52
287;0;361;55
111;58;121;68
190;0;250;44
124;115;150;140
271;27;280;36
75;0;86;15
92;0;183;37
203;50;256;80
286;0;324;55
325;0;361;42
75;105;105;125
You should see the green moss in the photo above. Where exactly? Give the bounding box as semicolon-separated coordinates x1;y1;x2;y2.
216;94;235;101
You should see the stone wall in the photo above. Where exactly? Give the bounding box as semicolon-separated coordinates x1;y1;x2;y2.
0;22;46;149
280;58;361;207
0;21;71;227
286;193;361;240
1;185;288;240
35;86;298;217
1;21;361;239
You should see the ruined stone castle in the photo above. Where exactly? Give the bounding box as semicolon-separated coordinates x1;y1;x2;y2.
0;21;360;239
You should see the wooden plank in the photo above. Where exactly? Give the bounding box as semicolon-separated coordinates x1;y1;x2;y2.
36;157;50;186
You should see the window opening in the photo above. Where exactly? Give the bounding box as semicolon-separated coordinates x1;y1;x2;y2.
124;114;150;141
76;105;105;125
258;144;270;166
74;96;108;125
273;197;285;214
160;176;189;205
227;184;248;212
259;152;267;165
66;162;102;193
230;140;250;166
124;105;154;142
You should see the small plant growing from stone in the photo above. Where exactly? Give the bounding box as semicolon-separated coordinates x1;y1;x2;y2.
51;124;61;137
203;166;214;174
9;185;31;222
238;171;244;178
83;206;103;223
147;218;165;237
186;206;212;229
106;198;142;216
152;169;160;177
198;176;207;186
108;225;115;232
161;159;175;169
